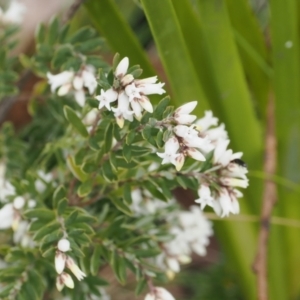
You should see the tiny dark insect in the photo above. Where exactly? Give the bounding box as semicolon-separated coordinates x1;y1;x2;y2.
230;158;247;168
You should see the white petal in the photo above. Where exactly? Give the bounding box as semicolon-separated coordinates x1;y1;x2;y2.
186;148;206;161
139;96;153;113
135;76;158;85
57;238;70;252
74;90;86;107
130;100;143;120
175;101;198;115
140;82;165;95
73;76;84;90
115;57;129;77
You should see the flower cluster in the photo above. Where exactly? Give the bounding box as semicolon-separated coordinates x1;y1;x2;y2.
157;102;214;171
95;57;165;127
55;238;86;291
131;190;213;279
47;65;97;107
155;102;249;217
155;206;213;279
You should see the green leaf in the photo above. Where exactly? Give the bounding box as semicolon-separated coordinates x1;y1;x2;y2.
122;144;131;163
53;185;66;208
153;96;170;119
102;160;117;182
63;106;89;137
24;208;55;221
105;122;113;152
77;180;93;197
35;23;46;44
68;26;96;44
66;155;88;182
57;197;68;215
110;197;132;216
111;251;127;285
48;16;60;45
135;278;147;295
143;180;167;201
91;245;102;276
33;221;60;241
123;183;132;205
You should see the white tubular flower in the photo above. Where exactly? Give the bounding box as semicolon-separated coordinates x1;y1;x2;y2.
57;238;71;252
186;148;206;161
157;137;184;171
56;273;74;291
0;203;14;229
47;71;74;93
195;184;214;210
196;111;218;131
166;257;180;273
138;82;165;96
55;252;66;274
145;287;176;300
115;57;129;77
130;99;143;120
95;88;118;111
174;125;214;153
66;257;86;281
111;92;134;128
220;177;249;188
174;101;197;125
216;188;239;218
82;68;98;94
0;0;26;24
48;66;97;106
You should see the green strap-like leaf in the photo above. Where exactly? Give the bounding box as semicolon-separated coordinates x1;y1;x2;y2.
84;0;155;78
140;0;209;110
270;0;300;298
225;0;271;121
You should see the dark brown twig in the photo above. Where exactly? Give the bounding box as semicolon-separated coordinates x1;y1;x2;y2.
252;96;277;300
0;0;86;124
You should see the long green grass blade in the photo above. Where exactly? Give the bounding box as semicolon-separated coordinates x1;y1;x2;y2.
225;0;270;121
84;0;154;77
270;0;300;297
171;0;220;114
140;0;209;110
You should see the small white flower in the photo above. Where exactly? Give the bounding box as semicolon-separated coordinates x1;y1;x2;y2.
57;238;71;252
157;137;184;170
0;203;14;229
96;88;118;111
174;101;197;125
56;273;74;291
66;257;86;281
195;184;214;210
48;66;97;106
215;188;240;217
47;71;74;93
55;252;66;274
145;287;176;300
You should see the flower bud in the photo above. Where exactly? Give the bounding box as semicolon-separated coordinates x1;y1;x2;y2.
57;238;71;252
55;251;66;274
144;287;176;300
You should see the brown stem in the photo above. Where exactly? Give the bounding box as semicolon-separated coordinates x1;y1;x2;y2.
252;96;277;300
